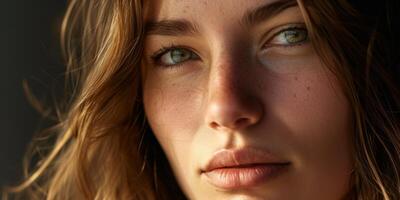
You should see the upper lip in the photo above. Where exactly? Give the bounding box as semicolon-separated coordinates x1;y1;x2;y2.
201;147;290;173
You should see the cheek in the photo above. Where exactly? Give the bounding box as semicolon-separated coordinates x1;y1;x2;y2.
268;70;354;197
142;72;204;146
142;72;206;196
269;69;353;157
287;72;352;157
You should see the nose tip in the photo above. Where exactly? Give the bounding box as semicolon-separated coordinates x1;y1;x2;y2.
206;96;263;131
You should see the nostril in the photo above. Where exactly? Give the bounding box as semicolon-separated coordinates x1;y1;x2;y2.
210;122;219;129
235;118;250;128
209;117;255;130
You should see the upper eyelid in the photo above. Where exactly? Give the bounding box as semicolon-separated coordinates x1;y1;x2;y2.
151;45;200;58
260;23;307;44
151;45;187;59
150;46;172;60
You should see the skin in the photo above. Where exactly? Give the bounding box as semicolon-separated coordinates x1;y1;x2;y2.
142;0;354;199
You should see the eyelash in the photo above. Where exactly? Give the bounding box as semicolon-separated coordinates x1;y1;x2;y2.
150;24;309;68
265;25;308;48
150;44;195;67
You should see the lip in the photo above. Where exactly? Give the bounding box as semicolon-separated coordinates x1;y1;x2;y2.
201;147;290;189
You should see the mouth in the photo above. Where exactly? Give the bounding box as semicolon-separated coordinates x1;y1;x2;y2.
201;148;291;189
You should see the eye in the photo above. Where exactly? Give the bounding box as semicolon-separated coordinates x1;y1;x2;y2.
268;26;308;47
151;46;200;67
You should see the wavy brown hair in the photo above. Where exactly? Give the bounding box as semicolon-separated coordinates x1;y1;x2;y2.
2;0;400;199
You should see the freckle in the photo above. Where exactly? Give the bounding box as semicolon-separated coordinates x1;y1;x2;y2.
293;94;297;98
294;76;298;81
306;86;310;91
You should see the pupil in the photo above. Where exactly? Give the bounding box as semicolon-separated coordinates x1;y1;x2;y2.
171;49;188;62
285;30;305;43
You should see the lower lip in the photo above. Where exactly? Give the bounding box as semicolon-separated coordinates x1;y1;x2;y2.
202;163;290;189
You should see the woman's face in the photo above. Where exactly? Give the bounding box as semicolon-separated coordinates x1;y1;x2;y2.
142;0;354;199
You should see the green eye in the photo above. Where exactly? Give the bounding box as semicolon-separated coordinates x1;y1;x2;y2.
284;29;308;43
159;48;198;66
271;27;308;45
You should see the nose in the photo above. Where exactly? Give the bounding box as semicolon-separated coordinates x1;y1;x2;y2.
204;57;263;132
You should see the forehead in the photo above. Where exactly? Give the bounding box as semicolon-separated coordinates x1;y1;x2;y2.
144;0;284;23
144;0;299;37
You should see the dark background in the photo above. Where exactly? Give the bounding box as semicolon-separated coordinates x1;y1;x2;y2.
0;1;66;188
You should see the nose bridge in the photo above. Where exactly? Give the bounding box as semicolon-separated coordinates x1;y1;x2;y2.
205;43;263;131
207;42;252;105
208;35;250;95
209;55;242;97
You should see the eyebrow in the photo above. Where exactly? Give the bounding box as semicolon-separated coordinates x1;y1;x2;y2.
145;19;200;36
145;0;297;36
241;0;297;28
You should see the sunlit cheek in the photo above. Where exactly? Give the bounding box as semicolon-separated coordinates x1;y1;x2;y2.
143;72;205;141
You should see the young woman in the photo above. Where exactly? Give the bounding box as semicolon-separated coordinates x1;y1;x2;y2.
3;0;400;199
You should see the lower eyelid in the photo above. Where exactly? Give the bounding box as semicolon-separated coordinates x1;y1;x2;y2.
263;40;309;50
260;43;312;58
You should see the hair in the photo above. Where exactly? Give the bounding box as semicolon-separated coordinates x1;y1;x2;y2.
2;0;399;199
